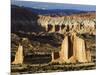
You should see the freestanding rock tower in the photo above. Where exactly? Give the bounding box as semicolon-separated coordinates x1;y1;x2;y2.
12;44;24;64
51;32;91;63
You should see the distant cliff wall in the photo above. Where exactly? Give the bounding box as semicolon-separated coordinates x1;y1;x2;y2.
38;13;96;35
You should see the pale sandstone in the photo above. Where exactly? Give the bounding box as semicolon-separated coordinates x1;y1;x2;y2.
12;44;24;64
38;14;96;35
51;32;91;63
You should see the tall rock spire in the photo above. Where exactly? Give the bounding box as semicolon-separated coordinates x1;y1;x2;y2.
12;44;24;64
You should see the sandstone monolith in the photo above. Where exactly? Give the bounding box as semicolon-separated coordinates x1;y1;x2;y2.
12;44;24;64
59;36;69;63
51;35;76;63
51;32;91;64
73;34;87;63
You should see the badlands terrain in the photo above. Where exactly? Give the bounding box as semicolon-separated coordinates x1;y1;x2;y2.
11;5;96;74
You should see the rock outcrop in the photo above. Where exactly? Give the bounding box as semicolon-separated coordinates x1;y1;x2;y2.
12;44;24;64
51;33;92;63
38;13;96;35
73;34;87;63
11;5;95;64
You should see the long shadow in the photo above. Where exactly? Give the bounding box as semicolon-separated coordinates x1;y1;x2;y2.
24;54;52;64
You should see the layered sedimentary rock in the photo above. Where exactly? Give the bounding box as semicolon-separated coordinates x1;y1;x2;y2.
51;33;91;63
38;13;96;35
59;36;69;63
12;44;24;64
73;34;87;63
11;6;95;65
51;36;69;63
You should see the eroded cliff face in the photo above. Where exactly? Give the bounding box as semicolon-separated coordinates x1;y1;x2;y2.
37;13;96;35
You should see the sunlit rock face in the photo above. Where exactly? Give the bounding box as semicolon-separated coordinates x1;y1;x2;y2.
12;44;24;64
73;34;87;63
37;13;96;35
51;36;69;63
51;32;92;63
